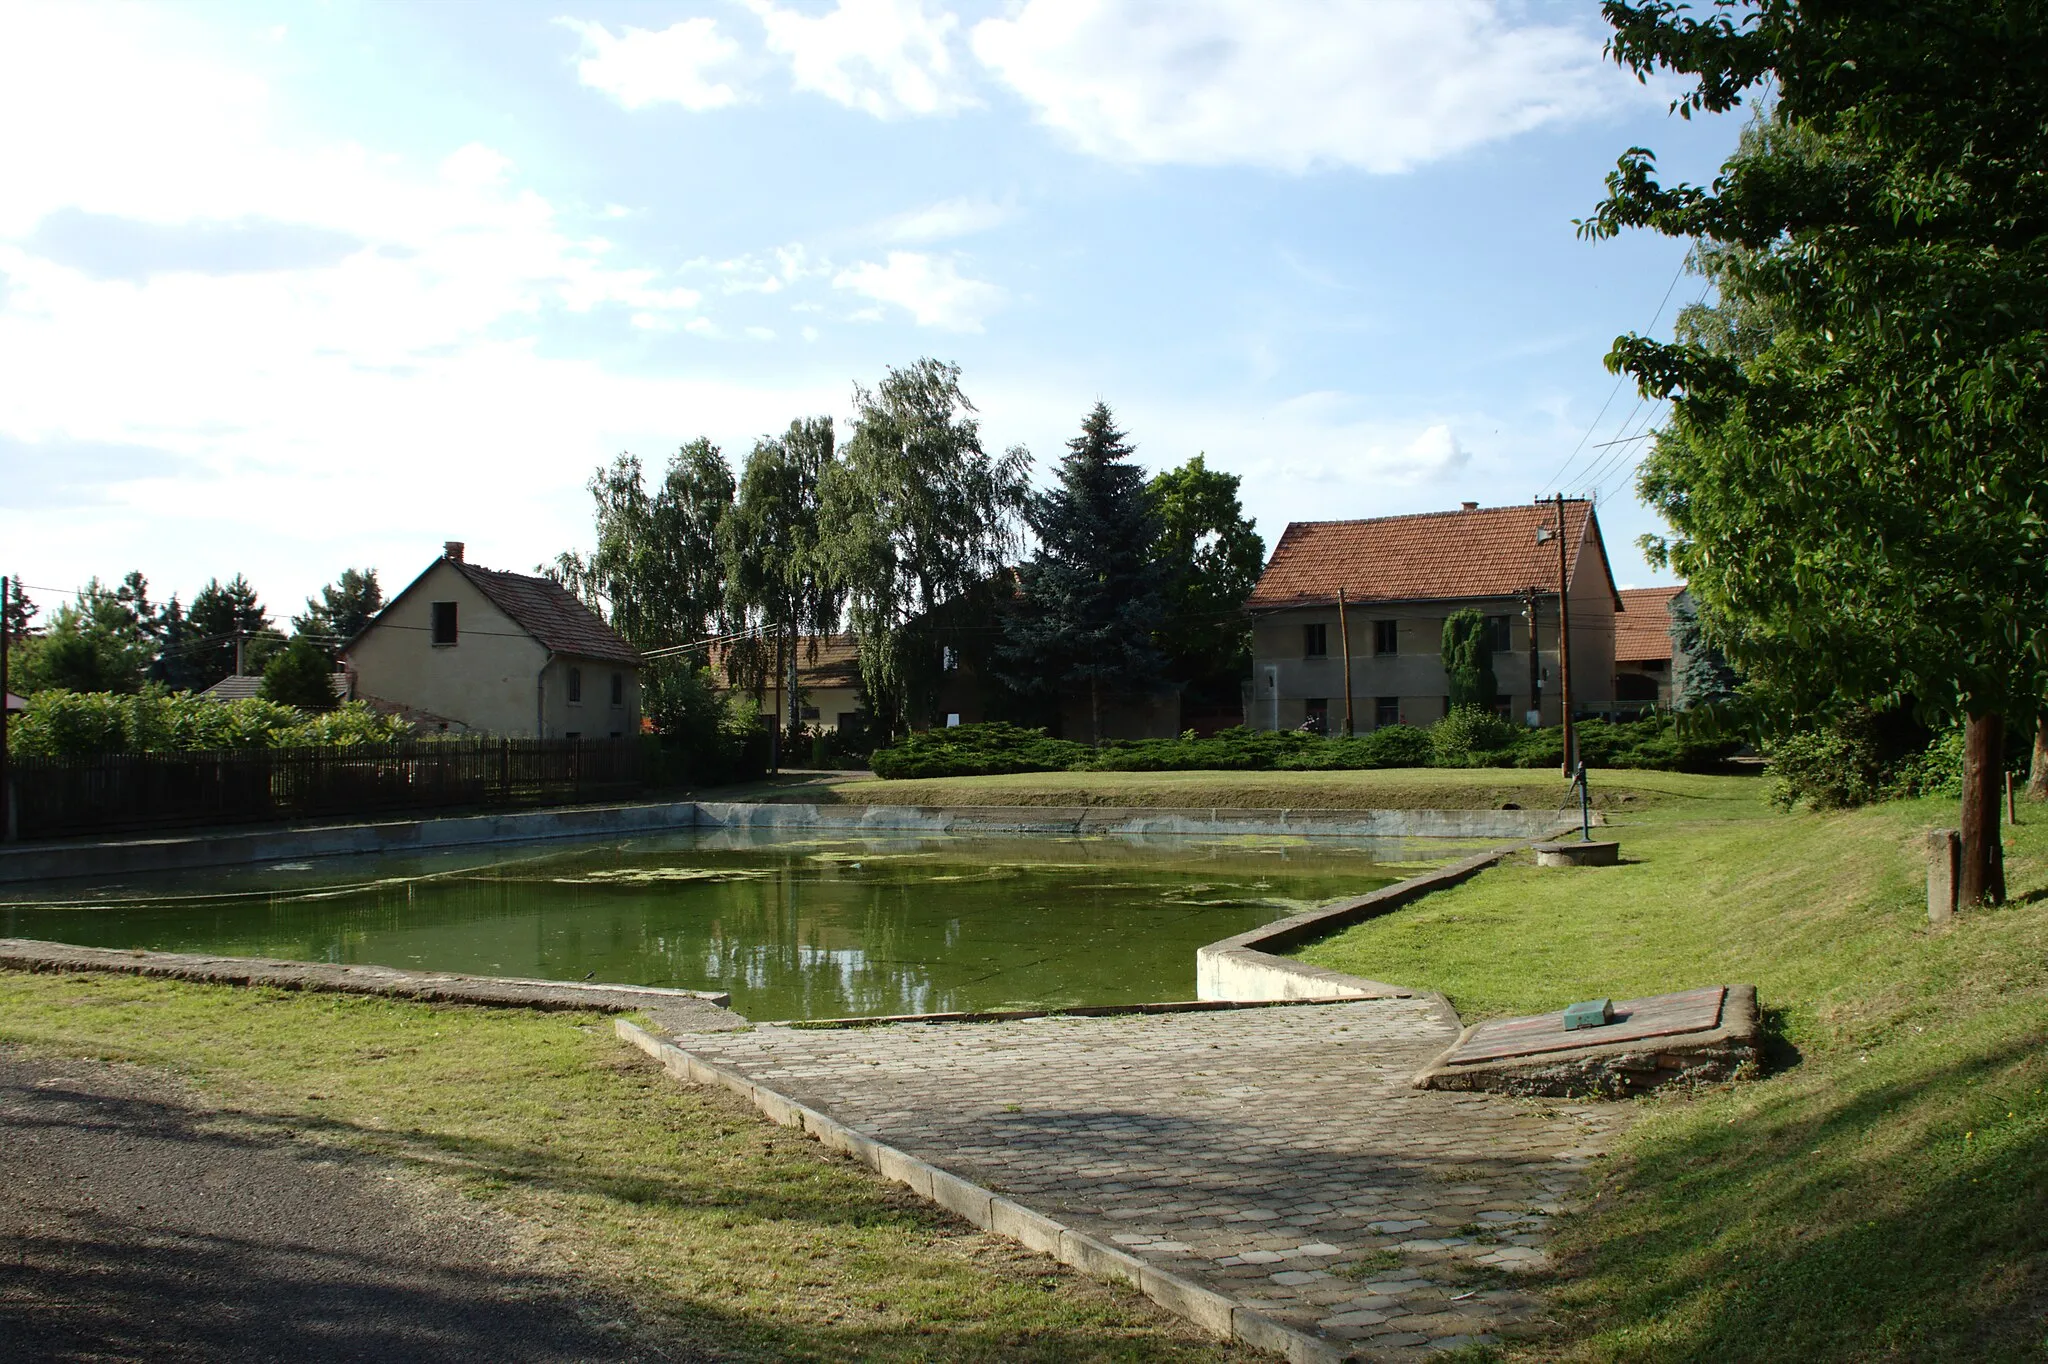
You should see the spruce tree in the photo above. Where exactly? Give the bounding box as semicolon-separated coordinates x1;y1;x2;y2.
998;403;1167;744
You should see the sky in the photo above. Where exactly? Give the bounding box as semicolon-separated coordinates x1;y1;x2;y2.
0;0;1748;630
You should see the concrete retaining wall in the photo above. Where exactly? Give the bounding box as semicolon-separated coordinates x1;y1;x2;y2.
0;800;1561;884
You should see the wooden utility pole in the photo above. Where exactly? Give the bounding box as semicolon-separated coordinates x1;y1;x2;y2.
1553;493;1575;775
1;575;10;844
1337;588;1354;736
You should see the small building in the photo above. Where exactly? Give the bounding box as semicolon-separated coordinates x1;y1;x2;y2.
342;542;642;739
1244;500;1621;732
711;633;869;736
1614;585;1690;712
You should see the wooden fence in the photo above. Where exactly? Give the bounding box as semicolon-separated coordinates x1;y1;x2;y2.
7;739;645;841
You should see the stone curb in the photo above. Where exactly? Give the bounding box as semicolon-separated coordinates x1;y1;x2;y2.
0;938;738;1016
615;1018;1358;1364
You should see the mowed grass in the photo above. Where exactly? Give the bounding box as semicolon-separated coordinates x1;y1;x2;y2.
0;976;1248;1363
813;766;1746;812
1299;779;2048;1361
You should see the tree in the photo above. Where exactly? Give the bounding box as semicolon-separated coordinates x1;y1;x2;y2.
722;417;842;751
1147;454;1265;701
1439;609;1499;712
293;568;384;647
819;359;1029;737
1584;0;2048;905
1667;589;1739;711
1;577;35;644
569;442;735;649
261;636;339;712
12;579;155;694
149;597;206;692
187;575;272;688
998;403;1166;744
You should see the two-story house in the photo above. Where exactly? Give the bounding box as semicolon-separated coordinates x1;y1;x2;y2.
342;542;643;738
1244;500;1621;732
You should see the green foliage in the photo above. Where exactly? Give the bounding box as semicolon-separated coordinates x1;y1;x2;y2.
637;657;768;787
8;692;411;758
292;568;383;646
1765;712;1991;811
1438;611;1499;712
1146;454;1264;696
819;359;1029;737
1431;704;1515;763
1667;588;1739;710
186;574;273;689
12;578;158;695
997;403;1166;741
868;715;1725;780
260;637;338;711
559;441;736;650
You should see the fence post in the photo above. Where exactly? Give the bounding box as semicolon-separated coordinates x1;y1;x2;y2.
1927;828;1961;923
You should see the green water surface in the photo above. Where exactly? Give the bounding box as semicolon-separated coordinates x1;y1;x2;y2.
0;830;1455;1020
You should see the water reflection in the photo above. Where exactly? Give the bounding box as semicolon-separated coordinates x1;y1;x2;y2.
0;830;1463;1020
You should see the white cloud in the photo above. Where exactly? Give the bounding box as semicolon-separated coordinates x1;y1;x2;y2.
557;16;747;111
970;0;1629;173
744;0;976;118
878;196;1012;243
832;251;1004;331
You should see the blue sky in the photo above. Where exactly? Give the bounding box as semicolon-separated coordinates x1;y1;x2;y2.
0;0;1745;627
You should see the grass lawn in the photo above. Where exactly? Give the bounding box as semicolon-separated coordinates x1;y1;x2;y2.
807;766;1747;812
1299;777;2048;1361
0;975;1247;1363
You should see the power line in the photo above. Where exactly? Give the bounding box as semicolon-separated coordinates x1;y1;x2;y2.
1539;256;1688;495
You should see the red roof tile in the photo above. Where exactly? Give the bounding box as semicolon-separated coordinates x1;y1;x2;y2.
1615;585;1684;662
707;633;862;689
1247;501;1619;611
448;562;642;666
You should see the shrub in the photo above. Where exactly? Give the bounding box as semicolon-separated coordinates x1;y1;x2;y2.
261;637;339;712
1765;727;1893;810
1430;705;1517;763
8;690;412;758
868;722;1090;780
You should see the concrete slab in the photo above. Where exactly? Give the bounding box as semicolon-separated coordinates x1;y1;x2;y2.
1414;985;1763;1098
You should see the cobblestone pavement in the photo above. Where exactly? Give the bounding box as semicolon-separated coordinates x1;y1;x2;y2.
682;999;1626;1360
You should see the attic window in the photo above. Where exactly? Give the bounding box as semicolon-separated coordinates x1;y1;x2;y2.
430;601;457;646
1373;620;1398;655
1303;623;1328;659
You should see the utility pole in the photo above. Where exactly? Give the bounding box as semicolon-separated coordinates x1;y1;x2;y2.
1;575;11;844
1337;588;1354;736
1553;493;1576;775
233;629;246;678
1522;587;1542;728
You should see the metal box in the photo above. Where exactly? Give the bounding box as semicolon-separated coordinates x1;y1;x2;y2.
1563;998;1614;1031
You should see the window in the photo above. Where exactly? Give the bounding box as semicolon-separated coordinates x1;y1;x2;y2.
1373;620;1398;655
1486;614;1512;652
1374;696;1400;728
1492;698;1514;721
1302;623;1327;658
568;666;583;704
800;704;821;720
430;601;458;646
610;671;624;705
1303;698;1328;733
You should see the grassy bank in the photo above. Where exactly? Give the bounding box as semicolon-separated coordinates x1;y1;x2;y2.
810;766;1750;812
0;975;1244;1363
1299;780;2048;1360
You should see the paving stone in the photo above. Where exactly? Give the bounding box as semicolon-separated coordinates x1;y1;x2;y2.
674;997;1624;1354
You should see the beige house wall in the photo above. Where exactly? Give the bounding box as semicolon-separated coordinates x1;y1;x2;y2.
347;560;642;738
755;683;865;732
1247;540;1618;733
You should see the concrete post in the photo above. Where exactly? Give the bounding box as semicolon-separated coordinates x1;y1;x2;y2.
1927;828;1960;923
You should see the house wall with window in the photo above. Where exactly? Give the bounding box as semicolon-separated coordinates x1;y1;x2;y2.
539;656;643;740
347;559;547;735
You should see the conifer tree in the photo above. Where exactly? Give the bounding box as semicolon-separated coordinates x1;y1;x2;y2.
998;403;1167;744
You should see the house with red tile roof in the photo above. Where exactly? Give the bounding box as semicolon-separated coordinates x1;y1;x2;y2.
1244;500;1623;732
707;632;868;737
340;542;641;738
1614;585;1690;710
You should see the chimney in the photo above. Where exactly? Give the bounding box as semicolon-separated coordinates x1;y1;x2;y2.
1460;501;1479;512
443;540;465;562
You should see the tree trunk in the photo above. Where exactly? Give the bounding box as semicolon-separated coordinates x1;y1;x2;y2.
1960;712;2006;907
1091;676;1102;748
2029;712;2048;801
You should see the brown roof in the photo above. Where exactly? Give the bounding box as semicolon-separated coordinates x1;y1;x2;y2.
1246;501;1620;612
199;672;351;703
447;562;641;666
707;632;862;689
1615;586;1684;662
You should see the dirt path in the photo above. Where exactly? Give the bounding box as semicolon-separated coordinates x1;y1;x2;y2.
0;1049;663;1363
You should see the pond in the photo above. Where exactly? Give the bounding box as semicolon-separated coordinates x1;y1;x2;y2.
0;830;1461;1020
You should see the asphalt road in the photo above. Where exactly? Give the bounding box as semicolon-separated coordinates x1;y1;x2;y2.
0;1050;656;1363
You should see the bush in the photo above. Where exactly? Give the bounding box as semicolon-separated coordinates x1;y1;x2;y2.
8;690;413;758
261;637;339;711
1431;705;1517;763
869;722;1090;779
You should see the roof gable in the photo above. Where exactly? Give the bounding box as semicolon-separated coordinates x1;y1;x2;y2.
343;556;641;666
1247;501;1621;612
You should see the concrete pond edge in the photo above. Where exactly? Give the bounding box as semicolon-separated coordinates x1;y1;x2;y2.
616;1016;1357;1364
